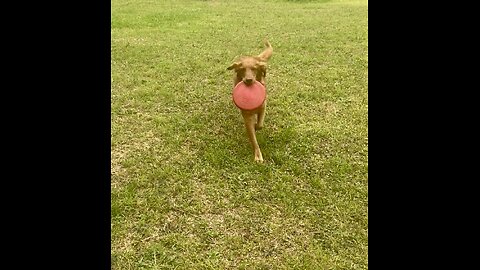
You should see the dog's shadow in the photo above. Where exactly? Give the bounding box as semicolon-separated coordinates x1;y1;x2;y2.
200;95;252;167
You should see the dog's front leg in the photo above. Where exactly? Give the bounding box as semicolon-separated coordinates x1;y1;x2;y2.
242;111;263;163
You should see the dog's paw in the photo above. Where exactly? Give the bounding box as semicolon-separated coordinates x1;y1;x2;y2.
255;124;263;131
254;153;264;163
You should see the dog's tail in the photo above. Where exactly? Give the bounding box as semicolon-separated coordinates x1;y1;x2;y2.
257;40;273;61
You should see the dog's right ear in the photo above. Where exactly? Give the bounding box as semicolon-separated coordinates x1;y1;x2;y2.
227;62;241;70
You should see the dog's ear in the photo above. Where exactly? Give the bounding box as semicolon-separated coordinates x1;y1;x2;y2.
256;61;267;76
256;61;267;69
227;62;241;70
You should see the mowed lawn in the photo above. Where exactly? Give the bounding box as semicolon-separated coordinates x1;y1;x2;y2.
111;0;368;269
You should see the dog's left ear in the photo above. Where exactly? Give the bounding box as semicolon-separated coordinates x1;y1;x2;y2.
256;61;267;76
227;62;241;70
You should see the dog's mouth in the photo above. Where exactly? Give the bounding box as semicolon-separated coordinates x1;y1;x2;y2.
243;78;254;85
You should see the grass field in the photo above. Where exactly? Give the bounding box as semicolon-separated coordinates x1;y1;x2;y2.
111;0;368;268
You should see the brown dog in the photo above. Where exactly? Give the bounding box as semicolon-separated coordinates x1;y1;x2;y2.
227;41;273;162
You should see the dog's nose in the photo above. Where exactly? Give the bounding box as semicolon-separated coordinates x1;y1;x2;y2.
244;78;253;85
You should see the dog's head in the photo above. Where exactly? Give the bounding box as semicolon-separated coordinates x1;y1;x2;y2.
227;57;267;86
227;41;273;86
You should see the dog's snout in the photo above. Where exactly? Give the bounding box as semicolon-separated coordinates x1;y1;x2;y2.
244;78;253;85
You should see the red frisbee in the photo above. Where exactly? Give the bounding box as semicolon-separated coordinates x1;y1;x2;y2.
232;81;266;110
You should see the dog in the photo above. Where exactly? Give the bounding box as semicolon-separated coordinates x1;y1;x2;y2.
227;40;273;163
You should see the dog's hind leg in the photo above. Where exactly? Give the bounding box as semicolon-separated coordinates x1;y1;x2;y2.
255;100;266;131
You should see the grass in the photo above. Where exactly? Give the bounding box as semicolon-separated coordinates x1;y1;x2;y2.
111;0;368;269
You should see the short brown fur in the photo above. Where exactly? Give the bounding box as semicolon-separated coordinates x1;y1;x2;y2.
227;41;273;162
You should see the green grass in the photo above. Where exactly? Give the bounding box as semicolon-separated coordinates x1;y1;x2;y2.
111;0;368;269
